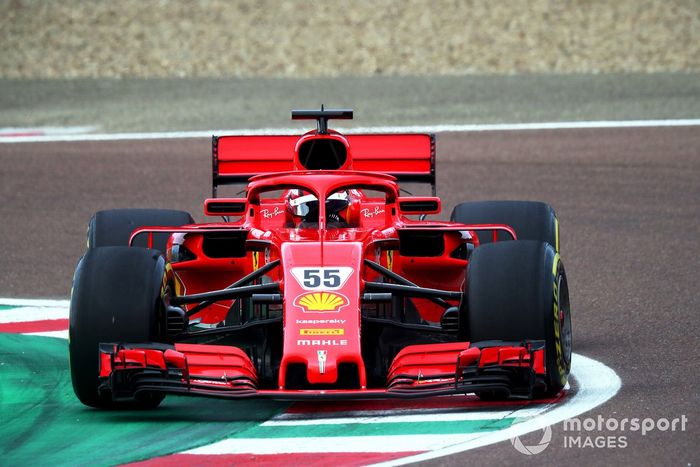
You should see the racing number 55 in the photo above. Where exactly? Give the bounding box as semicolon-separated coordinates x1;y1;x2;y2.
292;267;354;291
303;269;341;288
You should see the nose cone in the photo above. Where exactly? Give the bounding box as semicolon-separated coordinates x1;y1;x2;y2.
279;240;365;388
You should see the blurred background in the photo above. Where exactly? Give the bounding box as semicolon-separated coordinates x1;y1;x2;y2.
3;0;699;78
1;0;698;131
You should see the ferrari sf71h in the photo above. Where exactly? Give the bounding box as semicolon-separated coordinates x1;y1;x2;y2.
69;108;572;408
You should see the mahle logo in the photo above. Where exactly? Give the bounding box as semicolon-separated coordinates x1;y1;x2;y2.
511;426;552;455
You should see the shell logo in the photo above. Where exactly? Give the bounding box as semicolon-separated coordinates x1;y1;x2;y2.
295;292;348;313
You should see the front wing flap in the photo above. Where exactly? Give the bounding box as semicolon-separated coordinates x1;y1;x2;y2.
97;340;547;401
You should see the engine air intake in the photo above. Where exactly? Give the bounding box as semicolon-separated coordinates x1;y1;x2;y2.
297;138;348;170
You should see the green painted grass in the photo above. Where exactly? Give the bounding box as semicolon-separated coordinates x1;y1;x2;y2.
238;418;514;438
0;333;522;465
0;334;289;466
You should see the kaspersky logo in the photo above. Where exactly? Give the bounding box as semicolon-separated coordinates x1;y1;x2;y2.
295;291;348;313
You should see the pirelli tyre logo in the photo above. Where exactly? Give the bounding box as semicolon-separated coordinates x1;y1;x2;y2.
300;328;345;336
295;291;348;313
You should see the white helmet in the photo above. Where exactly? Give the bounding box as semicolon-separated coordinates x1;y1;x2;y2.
288;190;349;219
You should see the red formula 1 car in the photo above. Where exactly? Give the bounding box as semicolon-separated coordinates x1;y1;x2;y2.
69;108;572;409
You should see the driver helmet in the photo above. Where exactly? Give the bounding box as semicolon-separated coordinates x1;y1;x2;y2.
287;190;349;220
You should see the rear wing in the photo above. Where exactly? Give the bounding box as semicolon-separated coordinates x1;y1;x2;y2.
212;133;436;196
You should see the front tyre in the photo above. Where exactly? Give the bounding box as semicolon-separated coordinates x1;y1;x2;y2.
467;240;572;398
69;246;169;409
88;208;194;252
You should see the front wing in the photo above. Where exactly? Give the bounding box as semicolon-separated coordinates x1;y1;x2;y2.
98;340;546;401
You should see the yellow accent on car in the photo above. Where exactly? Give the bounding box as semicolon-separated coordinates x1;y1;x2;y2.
299;328;345;336
296;292;348;312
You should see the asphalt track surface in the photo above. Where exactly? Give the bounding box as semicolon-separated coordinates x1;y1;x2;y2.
0;126;698;465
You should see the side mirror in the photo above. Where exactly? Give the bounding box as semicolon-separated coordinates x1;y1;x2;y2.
204;198;247;216
397;197;441;215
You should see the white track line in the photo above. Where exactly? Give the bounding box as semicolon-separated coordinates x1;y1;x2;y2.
1;119;699;143
264;407;548;426
0;298;70;307
0;306;68;323
0;300;70;339
0;126;98;137
185;433;485;454
374;353;621;466
25;330;69;339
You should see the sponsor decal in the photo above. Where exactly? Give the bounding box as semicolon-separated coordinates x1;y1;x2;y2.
300;328;344;336
317;350;327;374
417;377;454;385
361;207;385;218
190;378;230;387
297;339;348;346
295;291;348;313
252;251;259;271
296;319;347;325
387;250;393;271
261;207;283;219
291;267;353;291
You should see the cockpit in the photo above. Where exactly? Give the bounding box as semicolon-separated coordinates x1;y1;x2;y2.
245;173;397;232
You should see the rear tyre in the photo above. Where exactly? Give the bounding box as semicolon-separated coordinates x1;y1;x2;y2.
88;208;194;252
70;246;169;409
467;240;572;399
450;200;559;251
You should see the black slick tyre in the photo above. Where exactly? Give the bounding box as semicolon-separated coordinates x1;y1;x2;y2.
467;240;572;399
69;246;169;409
87;208;194;252
450;200;559;251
